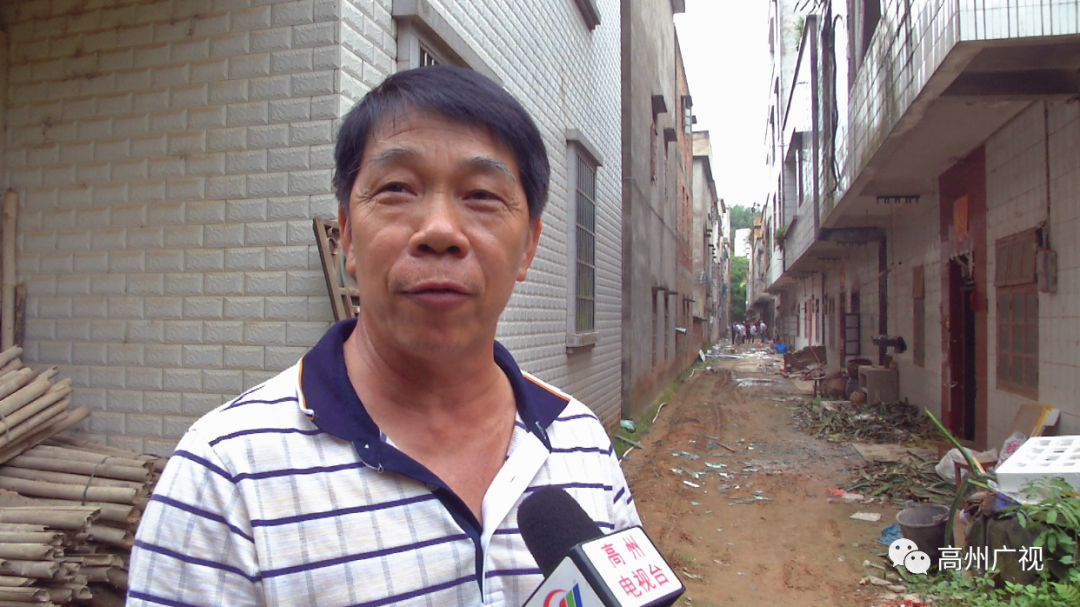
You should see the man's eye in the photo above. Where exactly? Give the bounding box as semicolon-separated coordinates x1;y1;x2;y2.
467;190;501;201
377;182;409;194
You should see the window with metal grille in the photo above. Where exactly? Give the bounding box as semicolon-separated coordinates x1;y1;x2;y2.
997;286;1038;397
995;230;1039;398
419;44;440;67
574;154;597;333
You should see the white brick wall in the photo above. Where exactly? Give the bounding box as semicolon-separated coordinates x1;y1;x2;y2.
2;0;625;452
1;0;359;455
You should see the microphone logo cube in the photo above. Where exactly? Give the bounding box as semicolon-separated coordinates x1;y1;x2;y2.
542;584;585;607
579;526;683;607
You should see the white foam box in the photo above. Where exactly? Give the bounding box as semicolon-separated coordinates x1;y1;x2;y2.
996;435;1080;495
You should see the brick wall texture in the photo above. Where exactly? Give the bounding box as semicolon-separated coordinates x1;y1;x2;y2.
0;0;623;455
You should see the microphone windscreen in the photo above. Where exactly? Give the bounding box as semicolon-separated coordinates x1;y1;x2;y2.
518;486;604;577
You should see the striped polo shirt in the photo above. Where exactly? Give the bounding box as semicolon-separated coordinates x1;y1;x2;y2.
127;319;640;607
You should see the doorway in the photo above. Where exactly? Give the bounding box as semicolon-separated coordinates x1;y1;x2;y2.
938;146;987;448
946;256;977;441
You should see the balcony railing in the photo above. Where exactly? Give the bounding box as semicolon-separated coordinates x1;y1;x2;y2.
834;0;1080;219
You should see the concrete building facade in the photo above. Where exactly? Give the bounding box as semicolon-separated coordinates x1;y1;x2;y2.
673;33;698;367
619;0;689;420
0;0;626;453
763;0;1080;449
733;227;751;259
691;131;726;344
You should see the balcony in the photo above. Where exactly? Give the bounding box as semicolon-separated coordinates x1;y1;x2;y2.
827;0;1080;229
769;0;1080;281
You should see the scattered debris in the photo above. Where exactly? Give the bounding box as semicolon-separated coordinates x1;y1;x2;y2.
734;377;780;388
619;419;637;432
878;523;903;546
793;399;940;445
851;512;883;522
852;442;938;464
683;481;700;488
782;345;826;372
845;459;954;506
614;434;644;449
826;488;866;502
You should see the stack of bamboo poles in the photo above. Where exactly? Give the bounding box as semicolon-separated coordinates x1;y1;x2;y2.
0;343;170;605
0;348;88;466
0;436;166;606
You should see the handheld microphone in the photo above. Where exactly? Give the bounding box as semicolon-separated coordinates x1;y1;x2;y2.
519;486;684;607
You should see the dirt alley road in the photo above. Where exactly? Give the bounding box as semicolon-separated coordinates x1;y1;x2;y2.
620;351;896;606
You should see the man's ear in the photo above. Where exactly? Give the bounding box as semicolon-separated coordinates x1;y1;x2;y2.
517;217;543;282
338;206;356;277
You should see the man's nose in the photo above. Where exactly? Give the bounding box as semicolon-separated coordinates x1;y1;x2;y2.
410;192;470;256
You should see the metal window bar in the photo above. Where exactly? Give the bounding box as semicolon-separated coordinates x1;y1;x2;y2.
419;44;440;67
575;155;597;333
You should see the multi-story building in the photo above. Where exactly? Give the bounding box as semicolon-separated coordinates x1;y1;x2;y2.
0;0;626;452
619;0;692;419
764;0;1080;448
674;33;699;369
733;227;752;259
691;131;726;343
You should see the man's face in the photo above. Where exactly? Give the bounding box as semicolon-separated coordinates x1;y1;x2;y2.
339;110;542;357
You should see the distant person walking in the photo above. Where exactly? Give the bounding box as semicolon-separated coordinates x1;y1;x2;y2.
738;323;747;345
749;322;759;343
759;321;768;341
731;322;738;344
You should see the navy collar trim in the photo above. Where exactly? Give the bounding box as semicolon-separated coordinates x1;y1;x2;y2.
299;319;569;457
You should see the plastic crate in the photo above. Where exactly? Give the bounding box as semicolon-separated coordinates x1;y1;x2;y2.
995;436;1080;495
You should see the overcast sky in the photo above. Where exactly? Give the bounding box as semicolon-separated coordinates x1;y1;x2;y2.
675;1;771;213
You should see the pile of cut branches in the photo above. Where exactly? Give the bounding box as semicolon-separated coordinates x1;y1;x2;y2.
793;399;939;445
844;458;954;506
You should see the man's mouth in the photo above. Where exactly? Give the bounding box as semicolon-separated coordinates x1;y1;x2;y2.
405;281;470;295
402;282;472;307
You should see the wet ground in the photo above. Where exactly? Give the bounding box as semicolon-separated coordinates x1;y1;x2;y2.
621;347;902;606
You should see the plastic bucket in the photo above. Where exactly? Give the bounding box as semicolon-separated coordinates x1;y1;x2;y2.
897;504;950;561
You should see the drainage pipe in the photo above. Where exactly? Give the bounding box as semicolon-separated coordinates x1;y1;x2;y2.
878;235;888;366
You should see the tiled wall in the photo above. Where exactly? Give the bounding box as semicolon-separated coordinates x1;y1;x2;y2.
882;195;943;418
1;0;625;453
985;100;1080;445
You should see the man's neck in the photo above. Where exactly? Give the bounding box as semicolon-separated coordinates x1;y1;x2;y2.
341;319;519;521
342;318;510;422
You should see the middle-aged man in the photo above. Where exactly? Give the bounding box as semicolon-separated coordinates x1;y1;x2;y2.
127;66;640;607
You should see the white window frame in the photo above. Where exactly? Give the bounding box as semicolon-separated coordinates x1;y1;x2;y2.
392;0;502;84
565;130;604;351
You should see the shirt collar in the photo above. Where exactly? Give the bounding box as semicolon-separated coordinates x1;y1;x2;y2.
299;318;567;452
